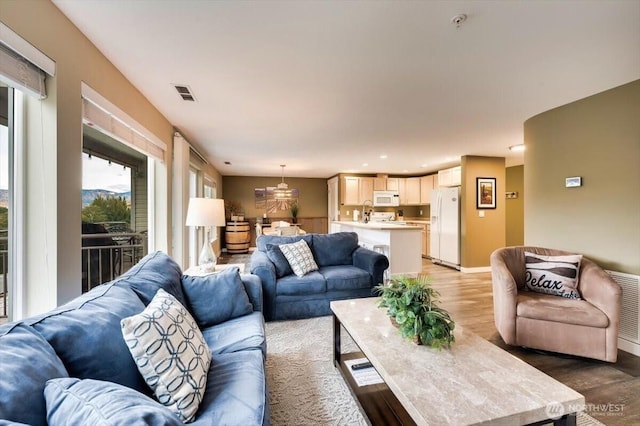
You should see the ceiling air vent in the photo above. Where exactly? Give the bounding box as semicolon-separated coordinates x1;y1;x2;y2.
173;84;196;102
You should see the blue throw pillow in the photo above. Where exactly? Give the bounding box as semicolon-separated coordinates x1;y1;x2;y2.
28;284;150;394
265;243;293;277
311;232;359;266
44;378;182;426
114;251;188;308
182;267;254;327
0;323;69;426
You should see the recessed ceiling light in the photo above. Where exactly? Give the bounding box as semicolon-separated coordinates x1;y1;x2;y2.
509;144;526;152
380;154;388;159
402;169;409;173
362;163;369;167
420;164;428;168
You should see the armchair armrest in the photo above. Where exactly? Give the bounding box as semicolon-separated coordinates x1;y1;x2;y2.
352;247;389;286
250;250;277;321
490;249;520;345
240;273;263;313
578;259;621;327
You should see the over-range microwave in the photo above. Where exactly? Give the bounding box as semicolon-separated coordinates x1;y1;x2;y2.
373;191;400;207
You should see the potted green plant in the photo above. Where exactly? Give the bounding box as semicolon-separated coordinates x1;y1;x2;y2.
375;275;455;349
289;201;298;223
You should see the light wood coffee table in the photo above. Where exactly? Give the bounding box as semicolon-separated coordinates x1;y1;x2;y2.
331;298;584;426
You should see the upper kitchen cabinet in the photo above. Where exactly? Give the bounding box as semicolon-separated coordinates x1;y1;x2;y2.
405;177;421;205
438;166;461;187
340;176;374;205
420;174;436;204
373;177;400;191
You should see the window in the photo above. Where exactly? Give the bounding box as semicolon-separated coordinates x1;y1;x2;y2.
0;85;10;323
81;127;148;291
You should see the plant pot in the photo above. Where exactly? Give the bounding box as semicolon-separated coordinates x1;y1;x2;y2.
389;317;423;345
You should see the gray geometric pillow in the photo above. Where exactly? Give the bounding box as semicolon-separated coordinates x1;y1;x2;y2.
279;239;318;277
121;289;211;422
524;252;582;299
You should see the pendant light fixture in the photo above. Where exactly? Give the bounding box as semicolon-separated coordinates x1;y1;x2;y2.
274;165;293;199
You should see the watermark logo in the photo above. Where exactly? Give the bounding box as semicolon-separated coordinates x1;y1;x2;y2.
545;402;566;420
545;402;625;419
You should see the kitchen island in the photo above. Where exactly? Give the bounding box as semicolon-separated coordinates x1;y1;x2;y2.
331;221;422;276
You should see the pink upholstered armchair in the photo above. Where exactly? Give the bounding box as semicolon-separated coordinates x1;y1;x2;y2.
490;246;622;362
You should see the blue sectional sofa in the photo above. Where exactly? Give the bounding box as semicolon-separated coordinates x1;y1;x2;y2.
251;232;389;321
0;251;269;426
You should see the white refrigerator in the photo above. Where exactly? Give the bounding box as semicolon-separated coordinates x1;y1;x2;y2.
430;187;460;269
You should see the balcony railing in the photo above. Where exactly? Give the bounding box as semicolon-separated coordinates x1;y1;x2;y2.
1;238;6;321
0;227;147;324
82;230;147;292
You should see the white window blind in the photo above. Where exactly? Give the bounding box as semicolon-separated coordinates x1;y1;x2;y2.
81;83;166;162
0;22;55;99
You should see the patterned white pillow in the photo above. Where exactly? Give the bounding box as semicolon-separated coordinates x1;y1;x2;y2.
279;239;318;277
121;289;211;422
524;251;582;299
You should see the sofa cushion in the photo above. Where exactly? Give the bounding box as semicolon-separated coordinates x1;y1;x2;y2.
44;378;182;426
0;323;69;426
517;292;609;327
311;232;359;267
320;265;372;292
279;239;318;277
256;234;313;252
115;251;188;307
265;243;293;277
201;311;266;357
182;267;253;327
121;289;211;423
276;271;326;296
524;251;582;299
28;283;149;394
192;350;267;426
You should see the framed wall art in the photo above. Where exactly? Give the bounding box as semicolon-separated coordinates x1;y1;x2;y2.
476;177;496;209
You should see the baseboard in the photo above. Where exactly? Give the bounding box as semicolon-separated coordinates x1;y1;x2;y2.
618;338;640;356
460;266;492;274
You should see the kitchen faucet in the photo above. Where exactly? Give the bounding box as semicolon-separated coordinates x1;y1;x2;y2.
361;200;373;223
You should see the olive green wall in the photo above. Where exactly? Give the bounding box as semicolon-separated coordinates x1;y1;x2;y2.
460;156;506;269
524;79;640;275
222;176;328;220
506;165;524;246
1;1;174;313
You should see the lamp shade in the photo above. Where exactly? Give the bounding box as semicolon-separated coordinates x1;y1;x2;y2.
185;198;226;227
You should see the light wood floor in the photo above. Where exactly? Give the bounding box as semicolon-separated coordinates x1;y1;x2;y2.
420;260;640;426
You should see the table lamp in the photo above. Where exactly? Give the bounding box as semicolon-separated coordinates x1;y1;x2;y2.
185;198;226;271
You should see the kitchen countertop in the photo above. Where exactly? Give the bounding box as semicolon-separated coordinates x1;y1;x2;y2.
333;221;422;230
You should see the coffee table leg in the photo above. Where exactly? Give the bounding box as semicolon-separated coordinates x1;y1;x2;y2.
554;413;577;426
333;313;341;367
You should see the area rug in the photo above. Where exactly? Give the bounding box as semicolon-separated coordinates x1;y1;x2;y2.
265;316;605;426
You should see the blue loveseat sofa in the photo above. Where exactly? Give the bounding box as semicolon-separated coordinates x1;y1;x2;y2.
250;232;389;321
0;251;269;425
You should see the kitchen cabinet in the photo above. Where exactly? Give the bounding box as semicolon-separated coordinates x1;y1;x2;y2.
420;174;436;204
438;166;461;187
340;176;374;205
373;177;400;191
405;177;421;205
360;177;374;204
406;221;430;258
397;178;407;205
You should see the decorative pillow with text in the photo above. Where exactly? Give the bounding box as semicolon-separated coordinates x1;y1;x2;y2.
524;252;582;299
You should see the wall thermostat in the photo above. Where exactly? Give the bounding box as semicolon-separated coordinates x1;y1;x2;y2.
565;177;582;188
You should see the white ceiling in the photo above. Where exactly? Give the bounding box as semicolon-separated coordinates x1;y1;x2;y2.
53;0;640;178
